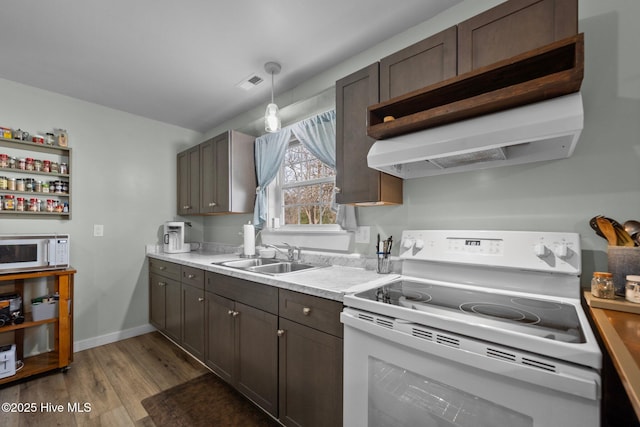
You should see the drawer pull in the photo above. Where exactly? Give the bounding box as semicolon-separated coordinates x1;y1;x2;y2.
302;307;311;316
228;310;239;317
209;202;217;207
188;274;195;279
158;282;167;287
277;329;285;337
159;266;166;271
198;297;204;302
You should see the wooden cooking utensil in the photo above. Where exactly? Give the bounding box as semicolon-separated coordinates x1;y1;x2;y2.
614;224;635;247
596;217;619;246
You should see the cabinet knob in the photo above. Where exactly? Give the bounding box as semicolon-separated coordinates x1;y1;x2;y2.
277;329;285;337
159;266;166;271
302;307;311;316
158;282;167;287
187;274;195;279
209;202;217;207
198;297;204;302
183;205;191;210
228;310;239;317
334;187;341;194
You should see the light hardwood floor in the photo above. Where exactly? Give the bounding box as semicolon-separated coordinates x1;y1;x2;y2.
0;332;209;426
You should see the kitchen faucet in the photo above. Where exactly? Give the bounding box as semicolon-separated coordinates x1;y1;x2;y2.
265;243;301;263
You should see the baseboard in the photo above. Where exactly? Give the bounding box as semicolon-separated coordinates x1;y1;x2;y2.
73;323;157;352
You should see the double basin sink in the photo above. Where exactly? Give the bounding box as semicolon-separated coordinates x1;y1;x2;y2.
214;257;322;275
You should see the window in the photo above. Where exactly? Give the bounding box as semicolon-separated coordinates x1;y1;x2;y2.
274;139;336;226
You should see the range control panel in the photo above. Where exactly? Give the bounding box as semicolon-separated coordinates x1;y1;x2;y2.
399;230;581;274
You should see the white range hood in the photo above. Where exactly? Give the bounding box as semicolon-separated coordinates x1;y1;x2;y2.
367;92;583;179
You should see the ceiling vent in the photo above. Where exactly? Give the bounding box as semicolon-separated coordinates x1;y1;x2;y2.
235;74;264;91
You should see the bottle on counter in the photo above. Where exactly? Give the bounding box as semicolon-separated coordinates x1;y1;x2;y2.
591;272;615;299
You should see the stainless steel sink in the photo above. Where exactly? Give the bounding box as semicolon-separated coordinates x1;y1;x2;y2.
214;257;322;275
247;262;319;275
215;258;281;268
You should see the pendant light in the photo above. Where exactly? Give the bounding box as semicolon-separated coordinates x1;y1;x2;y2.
264;61;282;133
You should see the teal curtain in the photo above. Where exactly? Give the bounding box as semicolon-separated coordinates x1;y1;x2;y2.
252;128;291;229
291;110;357;230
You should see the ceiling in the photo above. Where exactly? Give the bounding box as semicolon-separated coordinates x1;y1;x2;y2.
0;0;461;133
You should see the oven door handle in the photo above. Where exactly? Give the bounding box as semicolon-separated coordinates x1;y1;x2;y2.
341;310;600;401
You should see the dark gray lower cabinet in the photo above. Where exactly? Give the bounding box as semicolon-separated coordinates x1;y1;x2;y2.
278;289;343;427
278;318;343;427
150;265;344;426
181;282;205;360
149;271;181;343
204;272;279;417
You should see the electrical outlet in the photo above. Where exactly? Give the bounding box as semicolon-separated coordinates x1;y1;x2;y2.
355;226;371;244
93;224;104;237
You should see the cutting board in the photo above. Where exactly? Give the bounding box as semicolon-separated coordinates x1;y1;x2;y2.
584;291;640;315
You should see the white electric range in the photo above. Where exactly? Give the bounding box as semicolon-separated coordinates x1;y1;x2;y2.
341;230;601;427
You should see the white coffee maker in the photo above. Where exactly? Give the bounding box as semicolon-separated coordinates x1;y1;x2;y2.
163;221;190;253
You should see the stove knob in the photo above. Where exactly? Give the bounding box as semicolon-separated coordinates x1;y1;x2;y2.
554;243;570;259
402;238;415;250
414;239;425;250
534;243;548;257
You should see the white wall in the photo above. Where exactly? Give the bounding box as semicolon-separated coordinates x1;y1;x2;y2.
202;0;640;284
0;79;203;348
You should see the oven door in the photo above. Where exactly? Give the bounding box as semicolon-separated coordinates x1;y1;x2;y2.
341;309;600;427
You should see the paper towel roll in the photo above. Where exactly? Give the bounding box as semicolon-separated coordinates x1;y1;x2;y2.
243;223;256;256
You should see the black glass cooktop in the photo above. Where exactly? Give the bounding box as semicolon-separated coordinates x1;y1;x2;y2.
354;280;584;343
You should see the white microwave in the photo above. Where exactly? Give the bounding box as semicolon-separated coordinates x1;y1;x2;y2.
0;234;70;274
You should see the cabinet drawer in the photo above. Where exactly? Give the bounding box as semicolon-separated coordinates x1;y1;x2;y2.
279;289;343;338
149;258;181;281
206;272;278;315
181;265;204;289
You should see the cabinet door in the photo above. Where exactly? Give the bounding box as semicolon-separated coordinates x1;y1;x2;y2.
149;272;167;330
458;0;578;74
278;318;343;427
205;292;235;384
200;133;230;214
236;302;278;417
335;63;402;205
177;146;200;215
380;26;457;102
164;277;182;342
181;283;205;361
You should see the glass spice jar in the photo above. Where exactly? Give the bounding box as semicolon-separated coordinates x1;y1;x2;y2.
0;154;7;168
0;176;6;190
29;198;39;212
25;157;34;171
43;160;51;173
3;194;14;210
591;272;615;299
18;158;26;170
34;159;42;171
60;163;68;174
46;199;55;212
50;161;59;173
7;178;15;191
8;157;16;169
16;197;25;211
15;178;25;192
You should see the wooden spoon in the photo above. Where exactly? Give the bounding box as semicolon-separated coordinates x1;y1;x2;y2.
596;217;619;246
614;224;635;247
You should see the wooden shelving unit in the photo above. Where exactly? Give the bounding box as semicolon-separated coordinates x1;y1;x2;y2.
367;34;584;140
0;269;75;385
0;136;72;219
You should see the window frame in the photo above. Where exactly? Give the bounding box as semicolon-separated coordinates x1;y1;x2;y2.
268;137;341;232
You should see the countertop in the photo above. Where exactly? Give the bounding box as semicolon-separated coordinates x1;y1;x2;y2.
147;250;398;302
584;291;640;419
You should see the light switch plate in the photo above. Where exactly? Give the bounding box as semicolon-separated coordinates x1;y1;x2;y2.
355;226;371;244
93;224;104;237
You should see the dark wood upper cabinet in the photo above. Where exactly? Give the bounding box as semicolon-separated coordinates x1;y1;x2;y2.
380;26;457;102
458;0;578;74
200;130;255;215
335;63;402;205
177;146;200;215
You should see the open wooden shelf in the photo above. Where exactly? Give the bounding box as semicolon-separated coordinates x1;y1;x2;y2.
0;351;61;385
367;33;584;140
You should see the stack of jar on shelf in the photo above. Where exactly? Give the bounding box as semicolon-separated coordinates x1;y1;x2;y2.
0;126;68;147
0;153;69;214
0;154;68;174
